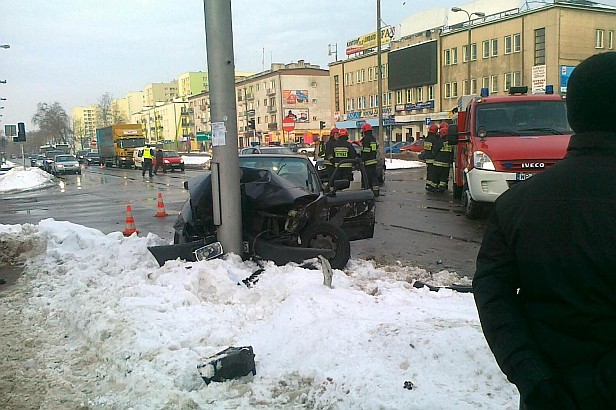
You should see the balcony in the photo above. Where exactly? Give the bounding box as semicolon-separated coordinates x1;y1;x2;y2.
267;122;278;130
266;89;276;96
245;93;254;100
267;106;277;113
247;109;256;116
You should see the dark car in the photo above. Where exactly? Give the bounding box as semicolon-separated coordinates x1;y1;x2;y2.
84;152;101;166
316;145;385;185
76;150;90;163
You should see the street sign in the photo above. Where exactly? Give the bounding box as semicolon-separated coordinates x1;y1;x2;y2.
282;117;295;132
4;124;16;137
425;117;432;125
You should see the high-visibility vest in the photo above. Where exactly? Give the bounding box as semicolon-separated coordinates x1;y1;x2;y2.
142;147;153;159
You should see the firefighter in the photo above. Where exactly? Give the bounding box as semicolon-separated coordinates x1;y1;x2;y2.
323;127;339;183
422;123;440;192
332;128;357;183
432;122;453;193
360;123;379;195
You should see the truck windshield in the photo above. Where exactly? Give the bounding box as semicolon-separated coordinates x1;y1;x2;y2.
118;138;146;148
476;100;572;137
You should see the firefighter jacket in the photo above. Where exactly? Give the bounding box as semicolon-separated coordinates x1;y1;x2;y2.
473;132;616;409
421;132;439;163
324;138;336;166
360;132;378;166
332;137;357;168
432;136;453;167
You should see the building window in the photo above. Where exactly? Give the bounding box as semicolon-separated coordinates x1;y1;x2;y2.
452;82;458;98
513;71;521;87
369;95;374;108
444;49;451;65
444;83;451;99
368;67;373;81
610;31;614;49
417;87;424;101
406;88;413;103
452;47;458;64
361;69;366;82
270;80;276;89
535;27;546;65
504;72;512;91
471;79;477;95
491;39;498;57
596;29;605;48
463;45;469;63
505;35;512;54
483;40;490;58
482;76;489;91
428;85;434;101
356;71;361;83
471;43;477;61
514;33;521;52
463;80;469;96
396;90;403;104
491;75;499;94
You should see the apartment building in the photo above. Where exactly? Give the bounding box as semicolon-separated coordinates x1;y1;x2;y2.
330;0;616;143
71;105;98;149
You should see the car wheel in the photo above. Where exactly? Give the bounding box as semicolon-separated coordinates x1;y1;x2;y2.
180;165;185;172
300;222;351;270
462;182;484;220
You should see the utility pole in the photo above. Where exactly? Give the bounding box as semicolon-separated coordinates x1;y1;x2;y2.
203;0;243;256
376;0;385;154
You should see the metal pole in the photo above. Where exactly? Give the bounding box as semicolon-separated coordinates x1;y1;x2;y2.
203;0;243;256
376;0;384;155
467;15;471;95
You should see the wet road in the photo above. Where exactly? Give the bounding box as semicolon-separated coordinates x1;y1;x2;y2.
0;164;486;278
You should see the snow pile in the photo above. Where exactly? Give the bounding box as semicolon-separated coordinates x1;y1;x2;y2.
0;220;517;409
0;166;56;193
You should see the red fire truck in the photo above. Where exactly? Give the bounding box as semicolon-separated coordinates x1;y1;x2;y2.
448;86;572;219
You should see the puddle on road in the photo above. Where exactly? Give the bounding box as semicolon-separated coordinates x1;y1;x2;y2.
14;208;48;215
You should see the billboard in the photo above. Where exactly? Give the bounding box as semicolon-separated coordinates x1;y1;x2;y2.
346;26;395;55
284;108;310;123
560;65;575;93
388;40;438;90
283;90;309;105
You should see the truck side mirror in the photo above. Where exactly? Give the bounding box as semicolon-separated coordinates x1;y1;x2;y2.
446;124;459;145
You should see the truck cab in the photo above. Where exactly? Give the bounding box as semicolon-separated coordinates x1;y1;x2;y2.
449;86;572;219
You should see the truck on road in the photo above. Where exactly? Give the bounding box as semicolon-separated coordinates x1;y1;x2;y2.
96;124;146;168
448;86;573;219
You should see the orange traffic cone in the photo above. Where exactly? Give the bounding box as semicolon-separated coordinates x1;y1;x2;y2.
123;205;139;236
154;193;168;217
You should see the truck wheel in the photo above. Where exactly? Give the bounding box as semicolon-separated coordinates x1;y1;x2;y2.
300;222;350;270
462;183;484;220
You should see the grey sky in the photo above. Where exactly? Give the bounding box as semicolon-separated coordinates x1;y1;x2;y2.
2;0;615;129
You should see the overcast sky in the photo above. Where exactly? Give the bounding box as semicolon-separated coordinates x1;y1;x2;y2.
2;0;616;130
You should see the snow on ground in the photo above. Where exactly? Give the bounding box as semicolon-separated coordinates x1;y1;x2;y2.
0;219;518;409
0;166;56;193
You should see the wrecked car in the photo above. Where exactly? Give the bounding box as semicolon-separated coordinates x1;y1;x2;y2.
148;154;376;269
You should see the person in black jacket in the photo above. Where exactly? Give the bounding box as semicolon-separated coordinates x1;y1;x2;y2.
422;123;439;192
360;123;378;193
431;122;453;193
332;128;357;183
153;148;165;175
473;52;616;410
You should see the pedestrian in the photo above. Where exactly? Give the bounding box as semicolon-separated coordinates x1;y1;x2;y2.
141;145;153;178
360;123;379;194
153;147;165;175
324;127;339;183
473;52;616;410
332;128;357;183
422;123;439;192
432;122;453;193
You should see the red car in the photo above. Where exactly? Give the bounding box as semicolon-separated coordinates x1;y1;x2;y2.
400;139;424;153
153;150;185;172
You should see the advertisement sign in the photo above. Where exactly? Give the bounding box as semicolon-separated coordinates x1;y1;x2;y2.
284;108;309;123
283;90;309;105
531;65;546;93
346;26;395;55
560;65;576;93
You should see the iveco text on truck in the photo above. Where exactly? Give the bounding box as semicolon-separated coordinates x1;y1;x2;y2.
96;124;146;168
448;86;573;219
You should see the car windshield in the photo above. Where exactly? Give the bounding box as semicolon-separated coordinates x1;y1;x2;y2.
261;147;295;155
476;100;573;136
163;150;180;158
55;155;77;162
239;156;320;194
46;151;64;159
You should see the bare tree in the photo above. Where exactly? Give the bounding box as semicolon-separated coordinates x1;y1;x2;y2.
97;92;113;127
31;102;73;148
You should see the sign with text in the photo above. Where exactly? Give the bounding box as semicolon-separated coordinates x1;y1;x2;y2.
283;90;309;105
346;26;395;55
531;65;546;93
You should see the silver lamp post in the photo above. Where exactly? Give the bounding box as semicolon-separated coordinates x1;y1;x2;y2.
451;7;485;95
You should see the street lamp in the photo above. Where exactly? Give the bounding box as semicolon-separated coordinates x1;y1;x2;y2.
376;0;384;154
451;7;485;95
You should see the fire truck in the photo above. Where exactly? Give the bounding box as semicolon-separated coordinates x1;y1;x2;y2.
448;86;572;219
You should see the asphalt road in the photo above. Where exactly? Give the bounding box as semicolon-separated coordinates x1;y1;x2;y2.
0;163;486;278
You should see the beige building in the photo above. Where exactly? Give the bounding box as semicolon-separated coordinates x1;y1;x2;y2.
143;82;178;107
330;1;616;143
131;99;192;151
71;105;98;149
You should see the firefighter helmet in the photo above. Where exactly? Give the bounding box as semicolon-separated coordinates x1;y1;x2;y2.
428;123;439;133
361;123;373;133
339;128;349;137
330;127;339;136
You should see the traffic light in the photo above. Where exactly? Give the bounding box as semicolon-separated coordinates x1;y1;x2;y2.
319;121;325;130
248;119;255;130
16;122;26;142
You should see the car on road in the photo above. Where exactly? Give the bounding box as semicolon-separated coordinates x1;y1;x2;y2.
297;142;316;156
239;146;295;155
76;150;90;163
51;154;81;176
153;150;185;172
43;150;65;173
84;152;101;166
384;141;412;154
400;139;424;153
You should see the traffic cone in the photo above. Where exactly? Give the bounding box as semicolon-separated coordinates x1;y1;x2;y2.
154;193;168;217
123;205;139;236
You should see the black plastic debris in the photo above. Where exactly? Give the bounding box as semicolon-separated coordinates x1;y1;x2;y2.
403;380;415;390
413;280;473;293
197;346;256;385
